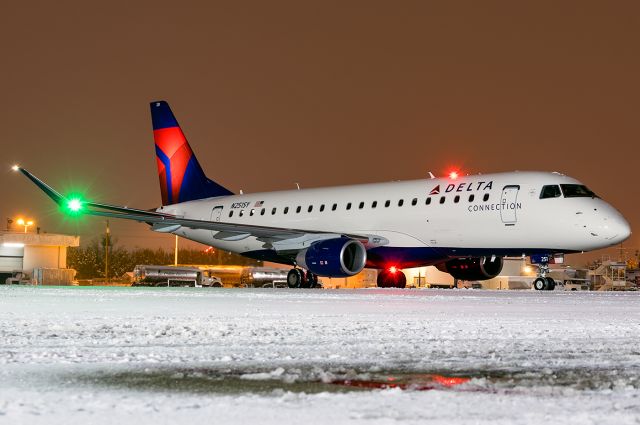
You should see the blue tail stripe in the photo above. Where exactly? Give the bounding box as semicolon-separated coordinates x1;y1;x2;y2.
155;144;173;203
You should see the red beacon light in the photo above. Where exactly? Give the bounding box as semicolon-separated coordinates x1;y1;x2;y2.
449;171;459;179
388;266;398;274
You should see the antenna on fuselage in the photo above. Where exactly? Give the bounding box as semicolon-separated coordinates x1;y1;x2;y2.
239;190;244;195
428;172;435;179
295;183;300;190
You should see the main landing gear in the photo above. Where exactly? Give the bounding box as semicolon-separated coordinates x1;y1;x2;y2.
377;268;407;288
287;268;319;288
532;262;556;291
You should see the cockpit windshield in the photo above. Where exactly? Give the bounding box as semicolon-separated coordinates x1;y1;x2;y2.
560;184;598;198
540;185;561;199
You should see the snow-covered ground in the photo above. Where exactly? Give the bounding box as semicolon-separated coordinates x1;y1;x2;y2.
0;286;639;424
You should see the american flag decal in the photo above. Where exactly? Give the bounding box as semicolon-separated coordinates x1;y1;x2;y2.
254;200;264;207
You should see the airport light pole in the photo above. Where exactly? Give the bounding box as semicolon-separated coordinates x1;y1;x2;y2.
174;234;178;266
16;218;34;233
105;220;110;283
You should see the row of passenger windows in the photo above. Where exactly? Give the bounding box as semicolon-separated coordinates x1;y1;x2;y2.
228;193;491;218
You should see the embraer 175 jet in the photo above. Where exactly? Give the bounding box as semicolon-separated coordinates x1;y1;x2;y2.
16;101;631;290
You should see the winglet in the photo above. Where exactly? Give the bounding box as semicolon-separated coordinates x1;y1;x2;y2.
16;167;64;205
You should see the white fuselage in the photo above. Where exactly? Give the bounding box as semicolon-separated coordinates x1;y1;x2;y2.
156;171;630;268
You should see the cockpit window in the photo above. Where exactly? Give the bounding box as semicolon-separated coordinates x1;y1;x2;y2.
540;185;561;199
560;184;598;198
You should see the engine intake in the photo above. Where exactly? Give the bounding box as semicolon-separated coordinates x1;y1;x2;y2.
296;238;367;278
437;256;503;281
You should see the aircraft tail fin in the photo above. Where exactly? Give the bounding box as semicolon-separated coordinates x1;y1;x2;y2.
151;101;233;205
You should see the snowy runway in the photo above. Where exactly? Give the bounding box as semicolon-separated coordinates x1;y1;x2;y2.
0;286;639;424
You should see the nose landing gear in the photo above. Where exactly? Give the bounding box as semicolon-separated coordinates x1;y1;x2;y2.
532;262;556;291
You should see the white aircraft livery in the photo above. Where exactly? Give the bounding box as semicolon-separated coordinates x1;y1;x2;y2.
16;101;631;290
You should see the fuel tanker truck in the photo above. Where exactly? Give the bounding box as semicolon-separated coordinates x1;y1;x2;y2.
132;265;222;287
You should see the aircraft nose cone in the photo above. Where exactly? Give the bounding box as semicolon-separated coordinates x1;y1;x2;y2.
605;212;631;244
616;216;632;243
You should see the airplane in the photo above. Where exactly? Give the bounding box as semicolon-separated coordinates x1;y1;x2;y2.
15;101;631;290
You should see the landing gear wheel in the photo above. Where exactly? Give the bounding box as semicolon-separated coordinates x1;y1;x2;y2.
306;271;318;288
300;270;311;288
533;277;547;291
287;269;304;288
545;277;556;291
377;270;407;288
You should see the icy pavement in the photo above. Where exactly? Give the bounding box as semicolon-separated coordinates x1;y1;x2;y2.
0;286;639;424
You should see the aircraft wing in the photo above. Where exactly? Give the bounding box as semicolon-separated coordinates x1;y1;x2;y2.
17;168;388;249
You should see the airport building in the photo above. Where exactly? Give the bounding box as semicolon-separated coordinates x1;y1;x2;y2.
0;231;79;285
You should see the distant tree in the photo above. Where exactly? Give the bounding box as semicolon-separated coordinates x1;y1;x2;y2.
68;242;261;279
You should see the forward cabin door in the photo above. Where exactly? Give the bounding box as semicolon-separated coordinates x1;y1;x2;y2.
210;205;224;238
500;185;520;225
211;206;223;222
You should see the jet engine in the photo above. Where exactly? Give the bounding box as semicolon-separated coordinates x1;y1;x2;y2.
296;238;367;278
436;256;503;281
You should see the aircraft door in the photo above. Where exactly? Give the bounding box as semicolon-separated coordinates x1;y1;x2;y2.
211;206;223;222
500;185;520;225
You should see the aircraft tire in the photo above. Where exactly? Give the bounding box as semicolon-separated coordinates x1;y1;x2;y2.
377;270;407;288
307;272;319;288
545;277;556;291
533;277;547;291
394;272;407;289
287;269;303;288
300;271;311;288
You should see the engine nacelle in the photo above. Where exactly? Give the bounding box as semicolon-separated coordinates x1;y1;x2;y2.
436;256;504;281
296;238;367;278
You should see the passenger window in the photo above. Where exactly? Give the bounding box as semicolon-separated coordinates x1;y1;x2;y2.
398;199;404;207
439;197;445;204
320;204;325;212
359;202;364;209
372;201;377;208
308;205;313;213
411;198;417;206
540;185;561;199
296;206;301;213
385;200;390;207
272;208;277;215
346;202;352;210
332;204;337;211
426;197;431;205
250;209;255;216
468;194;474;202
260;208;266;215
483;193;490;202
229;211;234;217
284;207;289;214
454;195;460;203
239;210;245;217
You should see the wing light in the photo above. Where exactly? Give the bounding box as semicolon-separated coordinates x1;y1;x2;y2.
65;197;85;215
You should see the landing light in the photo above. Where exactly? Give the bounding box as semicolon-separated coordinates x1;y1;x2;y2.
11;165;20;172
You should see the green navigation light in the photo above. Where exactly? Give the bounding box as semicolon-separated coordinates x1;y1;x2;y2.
64;197;85;215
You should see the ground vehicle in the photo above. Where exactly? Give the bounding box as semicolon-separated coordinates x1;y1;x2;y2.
548;268;590;291
240;267;289;288
132;265;222;287
4;271;30;285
